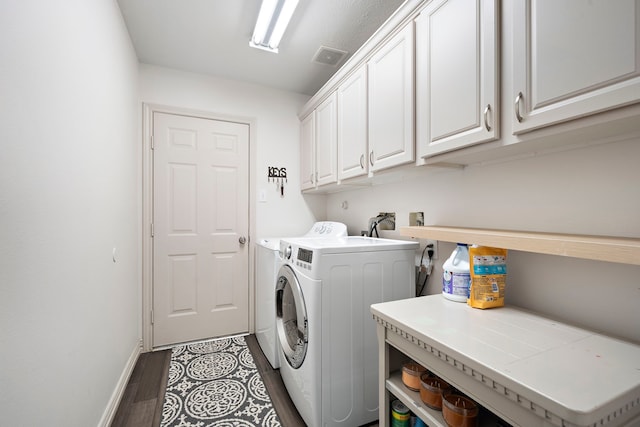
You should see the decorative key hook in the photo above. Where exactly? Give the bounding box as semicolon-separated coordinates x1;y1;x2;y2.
268;166;287;197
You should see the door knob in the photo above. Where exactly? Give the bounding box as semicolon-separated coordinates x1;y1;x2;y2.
239;236;247;245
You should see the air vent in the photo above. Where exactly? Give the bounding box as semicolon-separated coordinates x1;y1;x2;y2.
312;46;348;67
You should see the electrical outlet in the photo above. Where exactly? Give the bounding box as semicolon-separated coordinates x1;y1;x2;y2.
424;239;438;261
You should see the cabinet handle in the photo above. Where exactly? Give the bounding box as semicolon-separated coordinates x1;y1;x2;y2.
369;151;374;166
310;173;314;184
359;154;365;169
514;92;523;123
483;104;492;131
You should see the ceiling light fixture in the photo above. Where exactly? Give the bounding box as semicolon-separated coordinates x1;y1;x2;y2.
250;0;299;53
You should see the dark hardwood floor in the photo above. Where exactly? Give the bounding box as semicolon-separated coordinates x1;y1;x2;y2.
110;348;170;427
110;334;306;427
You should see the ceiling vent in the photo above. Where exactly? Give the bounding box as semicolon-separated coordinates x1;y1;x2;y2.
312;46;348;67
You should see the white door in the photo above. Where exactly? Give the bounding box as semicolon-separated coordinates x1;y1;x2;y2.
300;112;315;191
415;0;498;159
337;66;368;180
367;23;415;172
512;0;640;134
315;92;338;187
153;112;249;347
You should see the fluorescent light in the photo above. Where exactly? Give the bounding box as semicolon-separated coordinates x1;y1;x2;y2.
250;0;299;53
268;0;298;50
251;0;277;47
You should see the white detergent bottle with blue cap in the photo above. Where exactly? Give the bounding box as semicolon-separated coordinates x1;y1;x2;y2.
442;243;471;302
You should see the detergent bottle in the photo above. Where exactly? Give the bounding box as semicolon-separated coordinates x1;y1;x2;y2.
442;243;471;302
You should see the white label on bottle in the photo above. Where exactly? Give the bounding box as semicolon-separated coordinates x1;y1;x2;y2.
443;271;471;296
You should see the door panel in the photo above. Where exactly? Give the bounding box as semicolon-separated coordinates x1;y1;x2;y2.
367;23;415;171
337;66;368;180
532;1;635;106
153;112;249;347
512;0;640;133
169;255;197;313
276;265;308;369
315;93;338;186
169;164;197;232
300;112;315;190
416;0;498;158
430;0;478;140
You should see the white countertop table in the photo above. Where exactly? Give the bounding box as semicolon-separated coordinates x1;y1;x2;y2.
371;295;640;427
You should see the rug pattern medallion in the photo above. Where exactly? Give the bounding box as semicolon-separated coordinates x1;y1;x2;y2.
160;336;282;427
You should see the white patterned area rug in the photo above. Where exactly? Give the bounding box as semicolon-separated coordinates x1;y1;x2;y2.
160;335;282;427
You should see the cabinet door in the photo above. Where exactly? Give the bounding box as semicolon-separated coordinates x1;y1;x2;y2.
337;66;368;181
416;0;498;159
512;0;640;134
368;23;415;172
300;112;315;191
315;93;338;187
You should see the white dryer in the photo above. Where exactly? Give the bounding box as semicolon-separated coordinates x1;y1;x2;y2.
275;236;418;427
255;238;283;369
255;222;346;369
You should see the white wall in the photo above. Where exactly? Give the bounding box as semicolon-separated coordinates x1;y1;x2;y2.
0;1;140;426
326;138;640;343
138;64;326;240
2;2;633;424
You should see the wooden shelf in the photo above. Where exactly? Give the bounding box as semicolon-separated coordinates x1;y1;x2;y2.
400;226;640;265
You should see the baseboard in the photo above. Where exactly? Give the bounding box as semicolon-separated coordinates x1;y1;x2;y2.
98;339;143;427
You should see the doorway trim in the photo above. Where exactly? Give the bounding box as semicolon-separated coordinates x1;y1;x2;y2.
141;103;257;351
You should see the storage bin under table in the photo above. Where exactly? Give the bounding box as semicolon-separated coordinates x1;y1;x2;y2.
371;295;640;427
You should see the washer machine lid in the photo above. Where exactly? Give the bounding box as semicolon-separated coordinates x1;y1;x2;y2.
282;236;419;254
275;265;308;369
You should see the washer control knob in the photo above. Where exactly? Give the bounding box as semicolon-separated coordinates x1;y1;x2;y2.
284;245;292;260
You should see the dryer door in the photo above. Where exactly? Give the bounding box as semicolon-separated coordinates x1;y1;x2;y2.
275;264;308;369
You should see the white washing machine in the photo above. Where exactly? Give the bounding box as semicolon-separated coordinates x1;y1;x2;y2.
255;222;347;369
275;236;418;427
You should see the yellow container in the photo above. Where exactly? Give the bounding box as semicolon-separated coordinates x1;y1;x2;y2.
391;399;410;427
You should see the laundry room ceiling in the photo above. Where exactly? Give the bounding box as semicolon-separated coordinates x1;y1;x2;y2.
117;0;405;96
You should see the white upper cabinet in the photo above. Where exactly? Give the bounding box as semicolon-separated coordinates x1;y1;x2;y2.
300;94;338;191
300;111;315;191
367;23;415;172
315;92;338;187
512;0;640;134
337;66;368;181
415;0;499;159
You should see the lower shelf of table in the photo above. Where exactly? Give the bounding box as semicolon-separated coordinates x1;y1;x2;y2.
386;371;512;427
